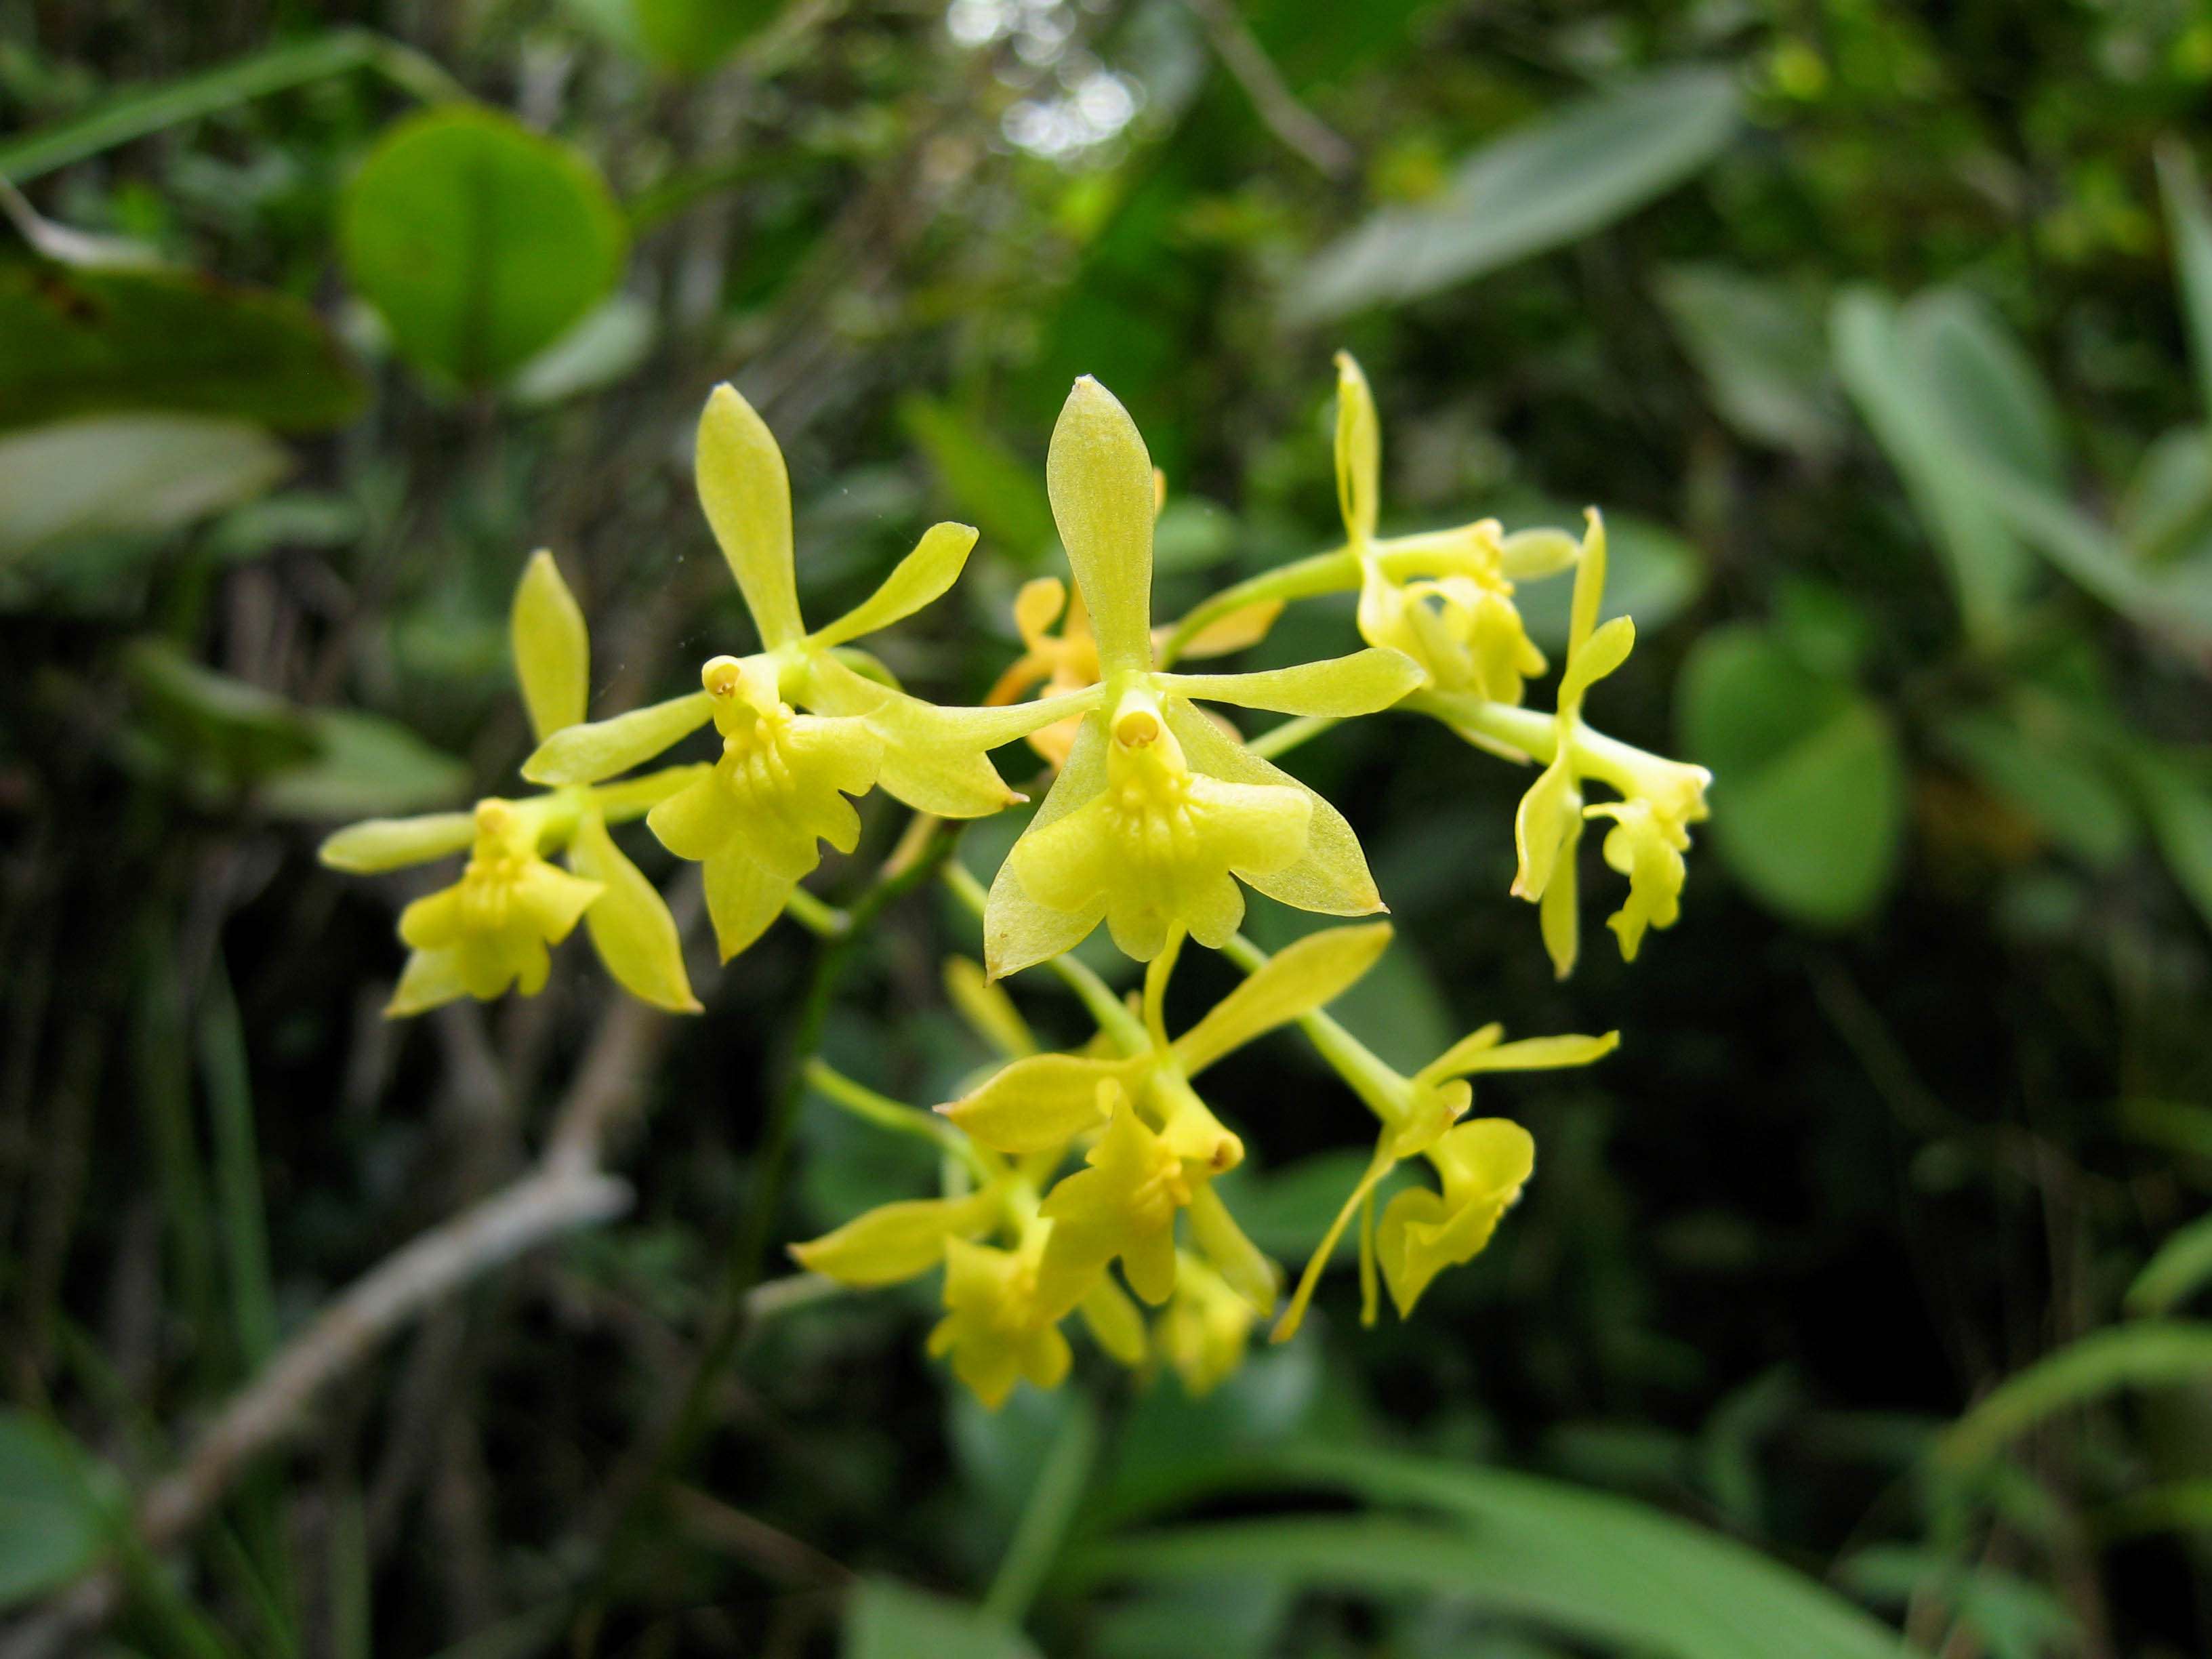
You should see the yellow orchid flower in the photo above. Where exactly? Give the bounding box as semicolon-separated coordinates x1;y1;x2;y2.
928;1235;1072;1410
321;552;702;1016
522;385;1097;962
1502;510;1711;977
1156;1252;1259;1397
1375;1118;1536;1319
1334;352;1556;708
985;377;1425;976
945;922;1397;1322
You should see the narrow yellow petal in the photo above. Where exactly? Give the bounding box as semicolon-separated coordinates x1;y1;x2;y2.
523;691;714;786
568;811;700;1012
320;811;476;874
1160;647;1423;717
696;384;804;648
511;549;590;741
1333;351;1380;546
809;522;979;650
1046;376;1157;673
1172;922;1393;1077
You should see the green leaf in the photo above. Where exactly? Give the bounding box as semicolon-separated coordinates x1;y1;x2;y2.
125;637;320;778
505;294;655;406
1937;1322;2212;1469
1831;289;2034;644
1677;624;1905;928
0;259;365;432
0;1412;106;1607
632;0;785;71
1656;264;1843;455
2127;1214;2212;1317
0;27;462;186
1286;67;1740;322
258;710;472;821
900;396;1057;566
340;106;628;386
2156;141;2212;423
842;1578;1042;1659
1900;290;2065;490
0;414;290;566
1074;1445;1904;1659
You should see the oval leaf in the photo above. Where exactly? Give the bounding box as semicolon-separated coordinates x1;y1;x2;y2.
340;106;628;386
1677;624;1904;928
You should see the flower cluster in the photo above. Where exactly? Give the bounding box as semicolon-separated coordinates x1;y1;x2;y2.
323;357;1711;1406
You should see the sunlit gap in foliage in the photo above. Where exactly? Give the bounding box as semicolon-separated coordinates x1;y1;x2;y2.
947;0;1145;163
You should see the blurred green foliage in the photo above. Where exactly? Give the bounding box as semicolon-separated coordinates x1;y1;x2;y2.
3;0;2212;1655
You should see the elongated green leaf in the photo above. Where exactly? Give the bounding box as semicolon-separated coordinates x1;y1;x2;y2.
1076;1445;1903;1659
842;1578;1041;1659
0;260;364;432
2156;142;2212;423
901;396;1058;567
258;710;472;821
1677;624;1904;927
1831;289;2033;643
1938;1322;2212;1469
0;28;460;185
2128;1215;2212;1317
2118;743;2212;935
0;1413;106;1607
0;414;289;565
1286;68;1740;322
1900;291;2064;490
1935;709;2137;869
340;107;628;386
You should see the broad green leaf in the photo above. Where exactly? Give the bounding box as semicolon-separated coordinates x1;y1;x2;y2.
1900;291;2064;490
0;1412;106;1607
340;106;628;386
1831;289;2033;644
2156;141;2212;422
1514;514;1705;652
1286;68;1740;322
1656;264;1843;455
1937;1322;2212;1469
842;1578;1041;1659
258;710;472;820
1076;1444;1904;1659
2128;1214;2212;1317
1677;624;1904;928
0;414;289;565
0;259;364;432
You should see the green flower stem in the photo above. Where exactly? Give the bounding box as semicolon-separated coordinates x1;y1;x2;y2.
939;861;1149;1053
1156;529;1498;665
804;1058;991;1179
1247;713;1339;761
782;884;849;938
586;763;709;824
578;821;960;1642
980;1391;1101;1627
1221;933;1410;1128
1410;689;1673;802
